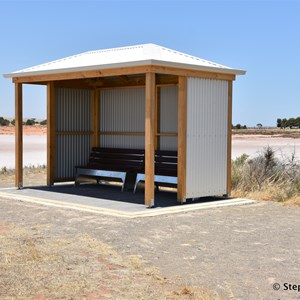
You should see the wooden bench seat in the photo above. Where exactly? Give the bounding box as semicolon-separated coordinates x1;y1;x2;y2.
75;147;144;191
133;150;178;193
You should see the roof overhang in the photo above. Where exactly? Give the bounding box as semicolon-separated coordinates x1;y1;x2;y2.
4;59;246;81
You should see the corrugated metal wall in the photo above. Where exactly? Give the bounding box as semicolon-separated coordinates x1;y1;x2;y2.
159;86;178;150
100;87;145;149
55;88;92;179
186;78;228;198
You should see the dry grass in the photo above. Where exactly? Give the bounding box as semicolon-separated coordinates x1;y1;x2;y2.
0;165;46;188
0;224;219;300
232;128;300;138
232;147;300;205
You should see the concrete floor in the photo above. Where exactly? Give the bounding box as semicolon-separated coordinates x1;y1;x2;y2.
0;183;255;217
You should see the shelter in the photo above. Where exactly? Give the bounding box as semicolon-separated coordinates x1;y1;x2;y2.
4;44;246;207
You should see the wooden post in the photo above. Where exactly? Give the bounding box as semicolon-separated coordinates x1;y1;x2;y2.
177;76;187;203
227;80;233;196
155;86;161;150
145;72;156;207
47;82;56;186
92;89;100;148
15;83;23;189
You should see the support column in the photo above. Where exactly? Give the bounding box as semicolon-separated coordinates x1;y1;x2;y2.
145;72;156;207
92;89;100;148
15;83;23;189
226;80;233;196
47;82;56;186
177;76;187;203
155;86;161;151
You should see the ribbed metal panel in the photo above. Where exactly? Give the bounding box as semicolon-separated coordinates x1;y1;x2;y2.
159;86;178;151
55;88;92;178
100;87;145;148
56;88;91;131
56;135;91;178
160;136;178;150
100;135;144;149
186;78;228;198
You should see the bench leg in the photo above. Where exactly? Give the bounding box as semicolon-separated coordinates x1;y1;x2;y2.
133;181;139;194
120;174;126;192
74;175;80;187
133;174;144;194
155;183;160;192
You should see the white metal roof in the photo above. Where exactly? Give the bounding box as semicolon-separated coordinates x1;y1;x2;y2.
4;43;246;78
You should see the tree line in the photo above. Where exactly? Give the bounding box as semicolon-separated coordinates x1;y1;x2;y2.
277;117;300;129
0;117;47;126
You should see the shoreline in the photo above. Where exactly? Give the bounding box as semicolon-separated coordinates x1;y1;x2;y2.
0;126;300;138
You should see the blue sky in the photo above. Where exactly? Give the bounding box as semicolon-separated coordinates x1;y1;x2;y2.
0;0;299;126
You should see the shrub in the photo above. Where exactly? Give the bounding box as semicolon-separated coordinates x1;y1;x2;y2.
232;147;300;203
25;118;36;126
0;117;10;126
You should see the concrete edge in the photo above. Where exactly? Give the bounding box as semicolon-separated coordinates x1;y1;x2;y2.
0;190;257;219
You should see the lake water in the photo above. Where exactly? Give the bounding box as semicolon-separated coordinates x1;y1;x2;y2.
0;135;299;168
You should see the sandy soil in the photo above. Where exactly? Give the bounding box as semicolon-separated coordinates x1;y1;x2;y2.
0;197;299;299
0;125;47;135
0;198;216;300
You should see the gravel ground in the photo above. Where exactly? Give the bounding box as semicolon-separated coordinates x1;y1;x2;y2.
0;197;299;299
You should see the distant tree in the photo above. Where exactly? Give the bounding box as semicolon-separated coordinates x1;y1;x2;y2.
0;117;10;126
257;123;263;129
40;119;47;125
281;118;287;128
286;118;297;129
242;125;247;129
235;123;241;129
11;119;15;126
277;118;282;128
296;117;300;128
25;118;36;126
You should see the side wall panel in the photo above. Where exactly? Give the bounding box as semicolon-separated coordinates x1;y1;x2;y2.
55;88;92;179
100;87;145;149
186;78;228;198
159;85;178;151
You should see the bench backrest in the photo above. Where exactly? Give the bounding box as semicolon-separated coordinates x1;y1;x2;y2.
155;150;177;177
88;148;177;176
89;147;145;172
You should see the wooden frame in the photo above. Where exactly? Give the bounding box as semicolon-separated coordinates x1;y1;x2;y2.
227;81;233;195
15;83;23;188
47;82;56;186
92;89;100;148
145;72;156;207
12;62;237;206
155;86;161;150
12;65;235;84
177;77;187;203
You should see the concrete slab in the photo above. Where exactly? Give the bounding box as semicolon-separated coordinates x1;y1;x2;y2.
0;184;256;218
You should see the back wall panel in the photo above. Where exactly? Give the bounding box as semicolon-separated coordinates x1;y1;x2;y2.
55;88;92;179
100;87;145;149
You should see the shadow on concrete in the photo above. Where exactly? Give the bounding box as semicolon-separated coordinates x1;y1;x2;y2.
24;182;230;209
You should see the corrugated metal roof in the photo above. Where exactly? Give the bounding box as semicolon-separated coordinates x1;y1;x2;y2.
4;43;246;78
